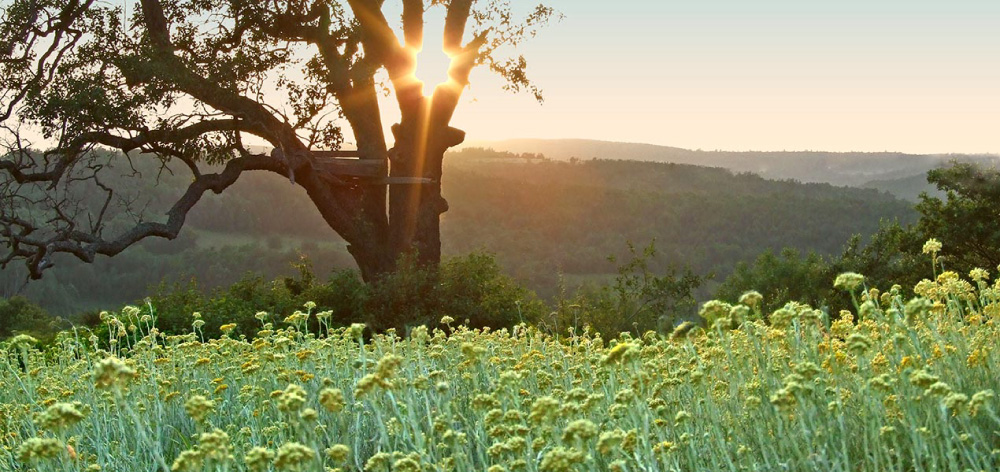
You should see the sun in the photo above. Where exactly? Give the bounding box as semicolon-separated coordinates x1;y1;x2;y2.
413;44;453;97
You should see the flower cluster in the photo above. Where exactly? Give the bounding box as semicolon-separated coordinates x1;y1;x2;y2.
2;263;999;471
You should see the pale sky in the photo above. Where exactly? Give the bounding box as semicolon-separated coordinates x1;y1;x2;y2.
376;0;1000;154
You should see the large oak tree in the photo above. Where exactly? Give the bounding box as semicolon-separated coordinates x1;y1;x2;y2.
0;0;554;281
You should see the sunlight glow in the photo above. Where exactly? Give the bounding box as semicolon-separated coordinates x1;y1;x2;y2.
414;48;453;97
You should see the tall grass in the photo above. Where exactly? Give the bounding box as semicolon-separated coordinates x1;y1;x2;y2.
1;259;998;471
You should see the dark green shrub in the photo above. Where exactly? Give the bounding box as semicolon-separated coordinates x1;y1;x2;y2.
147;278;207;335
916;162;1000;272
300;269;367;328
364;255;437;333
0;296;55;340
149;274;300;339
715;248;834;316
86;274;299;346
365;252;545;333
437;253;546;330
134;252;544;338
545;241;706;336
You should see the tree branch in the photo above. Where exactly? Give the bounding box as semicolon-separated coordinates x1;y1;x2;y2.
139;0;173;52
136;0;306;164
0;153;284;279
0;0;93;122
402;0;424;50
443;0;473;55
345;0;409;76
0;119;267;186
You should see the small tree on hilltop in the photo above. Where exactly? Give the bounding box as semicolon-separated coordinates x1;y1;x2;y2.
915;162;1000;272
0;0;556;282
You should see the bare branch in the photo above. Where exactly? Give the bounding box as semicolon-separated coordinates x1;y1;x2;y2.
0;119;257;188
0;153;285;279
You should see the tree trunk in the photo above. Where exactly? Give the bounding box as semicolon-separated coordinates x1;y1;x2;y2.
338;0;478;277
347;239;397;283
336;80;399;282
387;96;465;267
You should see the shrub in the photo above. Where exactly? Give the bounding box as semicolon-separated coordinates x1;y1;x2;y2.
143;252;543;338
546;241;705;336
365;252;544;333
715;248;834;317
437;253;546;329
149;274;300;339
0;296;55;340
300;269;367;328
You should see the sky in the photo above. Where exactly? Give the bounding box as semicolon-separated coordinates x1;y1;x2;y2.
377;0;1000;154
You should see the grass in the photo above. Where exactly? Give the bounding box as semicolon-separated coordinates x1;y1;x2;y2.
1;266;999;471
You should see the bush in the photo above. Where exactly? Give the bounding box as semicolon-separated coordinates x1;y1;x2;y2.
148;273;301;339
143;252;544;338
0;296;55;340
545;241;705;336
365;252;545;333
299;269;367;328
363;255;438;332
438;253;546;329
715;248;834;316
915;162;1000;272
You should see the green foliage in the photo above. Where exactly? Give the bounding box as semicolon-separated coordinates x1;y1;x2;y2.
832;222;926;294
0;296;55;339
362;255;438;333
716;221;931;319
915;162;1000;273
5;154;916;315
150;274;301;340
145;252;543;338
836;162;1000;291
716;161;1000;317
296;269;368;329
438;253;546;330
365;252;546;333
547;241;705;336
715;248;833;316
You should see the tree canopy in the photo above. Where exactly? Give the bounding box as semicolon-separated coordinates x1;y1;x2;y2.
0;0;555;281
915;162;1000;272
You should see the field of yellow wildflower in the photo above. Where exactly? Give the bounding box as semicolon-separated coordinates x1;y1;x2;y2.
2;267;999;471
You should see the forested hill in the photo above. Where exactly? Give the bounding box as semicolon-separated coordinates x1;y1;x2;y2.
442;151;916;293
4;148;916;314
861;173;946;202
464;138;999;187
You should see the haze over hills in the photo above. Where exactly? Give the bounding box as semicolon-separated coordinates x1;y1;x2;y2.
463;138;999;188
861;173;947;203
3;148;917;315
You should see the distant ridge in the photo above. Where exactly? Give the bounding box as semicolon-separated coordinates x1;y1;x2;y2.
462;138;999;187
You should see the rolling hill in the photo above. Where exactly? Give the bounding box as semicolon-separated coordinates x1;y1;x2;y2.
463;138;998;187
4;148;918;314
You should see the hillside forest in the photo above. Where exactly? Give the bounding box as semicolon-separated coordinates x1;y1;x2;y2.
2;146;919;316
